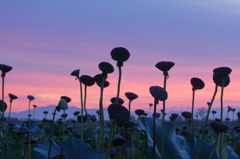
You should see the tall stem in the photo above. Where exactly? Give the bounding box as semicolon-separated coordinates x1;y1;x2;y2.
104;121;116;159
208;134;219;159
8;101;12;121
78;78;84;140
116;66;122;103
195;85;218;159
99;77;106;150
128;100;132;159
161;75;167;159
219;84;224;159
1;76;6;158
84;85;98;148
153;98;157;159
191;90;195;137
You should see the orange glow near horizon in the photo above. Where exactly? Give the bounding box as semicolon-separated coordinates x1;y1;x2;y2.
2;65;240;113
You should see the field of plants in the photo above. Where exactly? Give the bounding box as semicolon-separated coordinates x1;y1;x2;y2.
0;47;240;159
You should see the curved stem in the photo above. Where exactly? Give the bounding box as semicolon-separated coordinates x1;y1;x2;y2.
8;101;12;121
99;77;106;150
84;85;98;148
104;121;116;159
161;74;167;159
195;85;218;159
1;76;6;158
191;90;195;137
208;134;219;159
48;108;57;140
219;84;224;159
153;98;157;159
115;66;122;103
78;78;84;140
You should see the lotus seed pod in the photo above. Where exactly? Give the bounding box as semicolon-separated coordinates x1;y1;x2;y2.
155;61;175;76
77;115;88;123
107;104;130;127
213;67;232;77
135;109;145;117
58;98;68;110
70;69;80;77
149;86;168;101
110;47;130;67
125;92;138;101
80;75;95;87
181;111;192;119
213;74;230;87
61;96;71;103
152;112;161;118
9;93;18;102
0;100;7;113
98;62;114;75
0;64;13;77
211;122;229;133
190;77;205;90
110;97;124;104
112;134;125;146
27;95;35;101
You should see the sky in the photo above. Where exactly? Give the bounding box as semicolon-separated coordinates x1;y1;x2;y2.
0;1;240;115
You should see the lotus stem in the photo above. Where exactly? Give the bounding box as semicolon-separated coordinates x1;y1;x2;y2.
116;66;122;102
99;76;106;150
153;98;157;159
191;90;195;137
219;82;225;159
104;120;116;159
63;110;66;141
78;78;84;140
208;133;219;159
195;85;218;159
48;108;57;140
8;101;12;121
1;76;6;158
161;74;167;159
128;100;132;159
83;85;98;148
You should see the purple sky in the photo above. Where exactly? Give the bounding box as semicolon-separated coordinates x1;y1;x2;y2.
0;1;240;114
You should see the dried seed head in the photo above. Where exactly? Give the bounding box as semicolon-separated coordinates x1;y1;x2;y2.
155;61;175;76
213;67;232;77
213;74;230;87
98;62;114;75
112;134;125;146
110;97;124;104
27;95;35;101
80;75;95;87
9;93;18;102
58;98;68;110
61;96;71;103
107;104;130;127
70;69;80;77
211;122;229;133
110;47;130;67
149;86;168;101
190;77;205;90
0;64;13;77
0;100;7;113
135;109;145;117
152;112;161;118
211;110;217;114
125;92;138;101
181;111;192;119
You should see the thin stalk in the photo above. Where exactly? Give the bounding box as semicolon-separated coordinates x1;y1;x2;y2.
78;78;84;140
161;74;167;159
219;83;224;159
153;98;157;159
116;66;122;103
62;110;66;140
83;85;98;148
191;90;195;137
195;85;218;159
48;108;57;140
33;108;35;120
104;121;116;159
128;100;132;159
99;77;106;150
8;101;12;121
208;134;219;159
1;76;6;158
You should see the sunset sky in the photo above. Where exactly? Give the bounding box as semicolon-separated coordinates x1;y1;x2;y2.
1;1;240;114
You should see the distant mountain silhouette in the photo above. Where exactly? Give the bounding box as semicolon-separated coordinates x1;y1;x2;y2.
10;105;239;121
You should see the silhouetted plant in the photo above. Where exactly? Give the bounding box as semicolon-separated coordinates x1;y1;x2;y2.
32;104;37;120
152;112;161;119
190;77;205;137
110;97;124;104
211;110;217;120
155;61;174;159
149;86;168;159
0;64;12;158
43;111;48;119
135;109;145;118
8;93;17;120
27;95;35;120
149;103;153;117
70;69;85;140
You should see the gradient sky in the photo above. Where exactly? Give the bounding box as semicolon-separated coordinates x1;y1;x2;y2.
1;1;240;114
